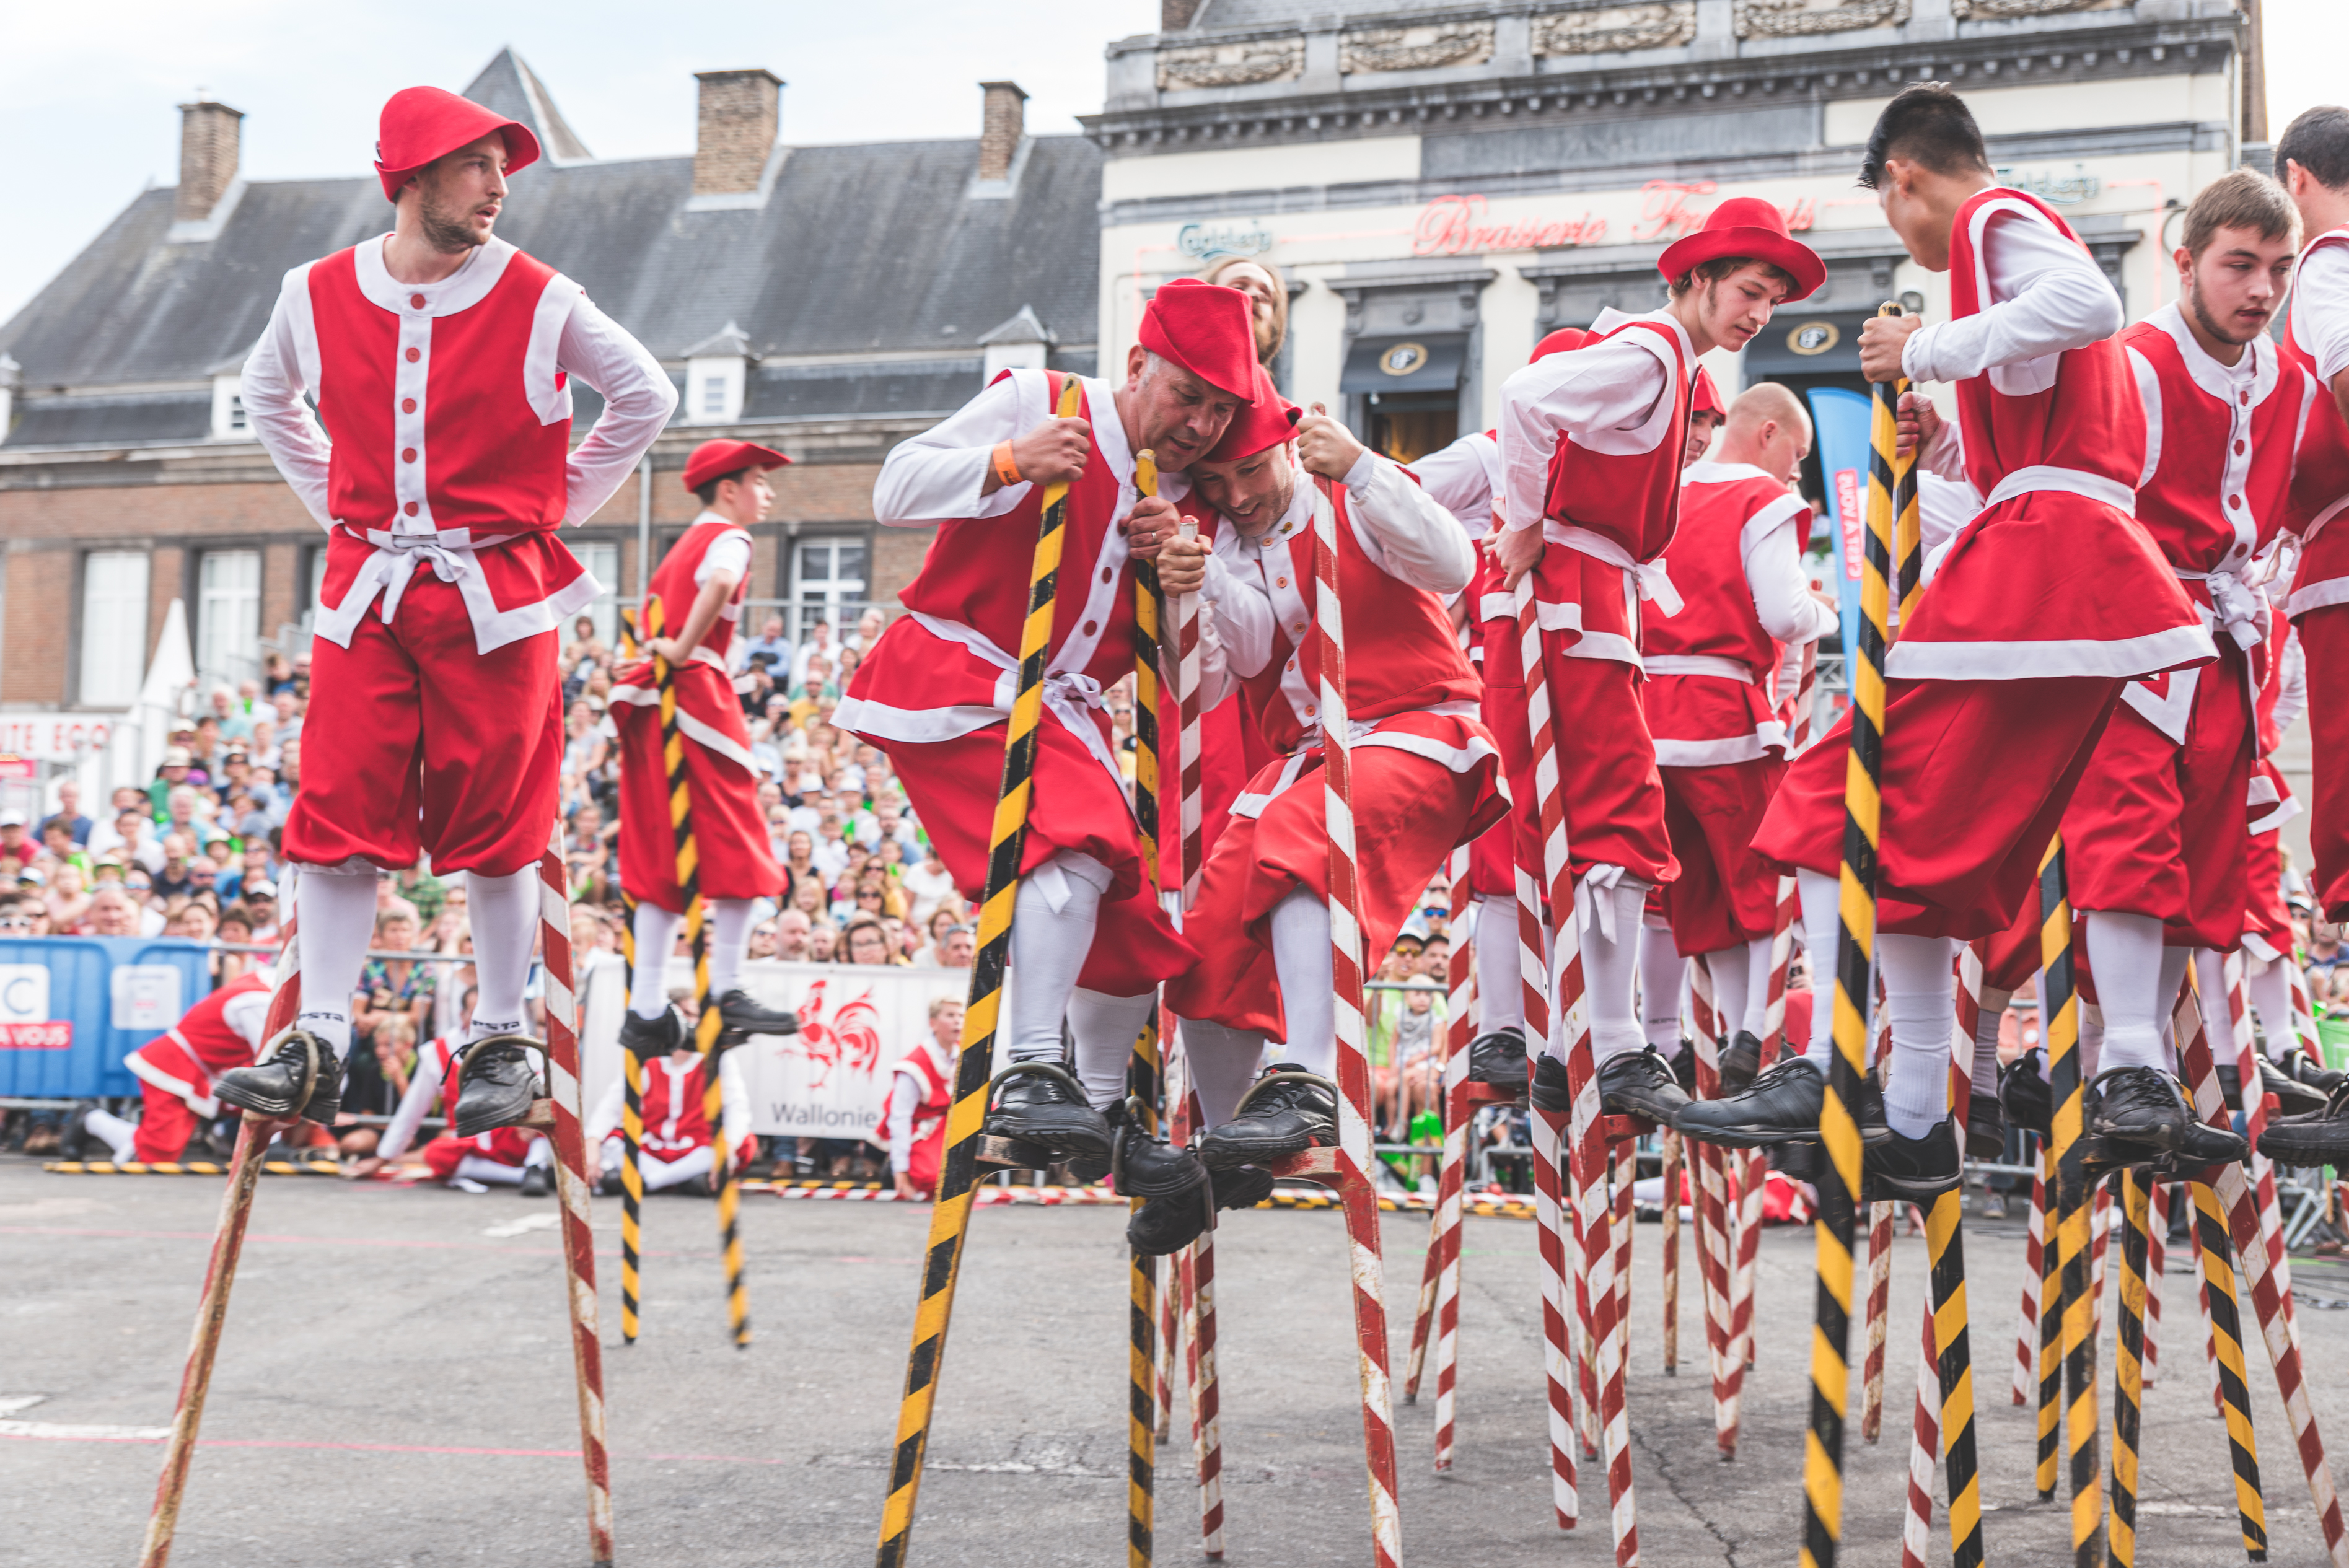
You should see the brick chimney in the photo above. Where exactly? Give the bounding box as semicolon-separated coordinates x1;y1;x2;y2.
977;82;1027;183
693;69;781;196
175;99;243;223
1161;0;1205;30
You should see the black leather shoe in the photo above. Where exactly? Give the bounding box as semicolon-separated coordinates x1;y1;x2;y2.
1864;1116;1962;1202
2000;1048;2051;1139
451;1037;546;1139
620;1007;684;1060
2086;1066;2192;1157
1196;1067;1338;1171
2257;1080;2349;1166
1669;1043;1697;1097
1112;1116;1211;1200
718;988;801;1036
599;1167;626;1198
1719;1031;1765;1096
1597;1047;1691;1123
1966;1093;2007;1161
1465;1028;1529;1091
983;1062;1112;1162
214;1030;345;1126
2178;1117;2250;1167
1674;1056;1824;1149
1772;1138;1822;1183
2259;1056;2329;1116
2215;1062;2243;1112
1529;1053;1571;1115
2290;1053;2348;1097
520;1163;553;1198
1128;1165;1278;1256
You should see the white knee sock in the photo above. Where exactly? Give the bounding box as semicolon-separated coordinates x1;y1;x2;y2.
2195;949;2237;1067
1641;923;1686;1053
294;863;377;1058
710;899;753;996
1879;933;1957;1139
2082;911;2169;1074
453;1154;525;1187
84;1106;139;1162
1475;896;1526;1036
1701;943;1755;1053
2153;944;2190;1065
1181;1020;1268;1128
1007;851;1112;1062
1576;872;1651;1067
2247;957;2298;1062
1269;885;1337;1079
1972;986;2013;1097
467;868;538;1040
630;903;683;1020
1068;988;1156;1108
1798;869;1842;1068
1742;935;1776;1040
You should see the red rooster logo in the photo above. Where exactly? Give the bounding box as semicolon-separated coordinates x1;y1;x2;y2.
783;979;884;1088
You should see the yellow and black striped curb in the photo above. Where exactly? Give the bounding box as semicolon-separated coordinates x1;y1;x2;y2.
42;1159;341;1176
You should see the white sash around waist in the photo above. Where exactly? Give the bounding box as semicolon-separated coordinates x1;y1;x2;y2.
1642;654;1752;683
907;610;1122;794
1981;466;2136;516
314;523;524;649
2176;567;2263;650
1545;523;1683;616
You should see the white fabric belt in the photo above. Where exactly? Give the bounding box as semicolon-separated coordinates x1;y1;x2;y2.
340;524;522;633
1545;523;1682;616
1641;654;1751;683
2177;567;2263;650
908;611;1121;795
1982;466;2136;516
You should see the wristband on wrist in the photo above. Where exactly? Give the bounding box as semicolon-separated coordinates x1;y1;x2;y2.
990;440;1024;487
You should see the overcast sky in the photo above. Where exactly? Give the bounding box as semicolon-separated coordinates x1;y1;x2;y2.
0;0;2340;326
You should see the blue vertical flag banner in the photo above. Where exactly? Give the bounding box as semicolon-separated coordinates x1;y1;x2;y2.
1806;386;1876;658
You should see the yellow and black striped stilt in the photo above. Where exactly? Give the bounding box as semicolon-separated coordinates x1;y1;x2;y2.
648;595;753;1349
2193;1175;2269;1561
616;609;648;1346
2038;1141;2064;1500
1127;446;1166;1568
2039;834;2102;1563
877;377;1086;1568
2109;1167;2151;1568
1802;302;1910;1568
1927;1176;1985;1566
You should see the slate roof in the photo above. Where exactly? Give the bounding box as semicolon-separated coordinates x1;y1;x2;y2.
0;50;1102;449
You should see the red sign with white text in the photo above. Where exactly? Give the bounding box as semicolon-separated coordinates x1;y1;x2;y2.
0;1022;72;1049
1835;468;1864;582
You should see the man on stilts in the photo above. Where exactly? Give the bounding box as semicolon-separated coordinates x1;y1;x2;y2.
610;439;804;1055
1680;84;2216;1193
1154;370;1504;1251
220;86;676;1132
1491;198;1824;1127
837;280;1258;1176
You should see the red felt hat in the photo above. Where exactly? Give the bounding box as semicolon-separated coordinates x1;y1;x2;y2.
1139;279;1262;405
1202;366;1300;463
1529;327;1591;363
374;85;543;201
682;439;793;493
1691;366;1726;418
1656;196;1825;302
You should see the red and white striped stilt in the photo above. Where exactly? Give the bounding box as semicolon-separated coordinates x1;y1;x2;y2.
1407;845;1475;1411
2290;957;2325;1062
2145;1178;2167;1387
2014;1162;2047;1406
2176;975;2349;1566
1861;1202;1895;1444
1687;958;1741;1457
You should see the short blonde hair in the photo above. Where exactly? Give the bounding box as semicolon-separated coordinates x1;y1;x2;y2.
928;994;964;1021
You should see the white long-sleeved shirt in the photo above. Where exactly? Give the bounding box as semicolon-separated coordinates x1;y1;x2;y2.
2292;241;2349;383
1902;198;2124;391
2272;621;2307;741
872;370;1192;527
1408;431;1501;540
885;1040;955;1173
240;235;675;537
1496;317;1684;541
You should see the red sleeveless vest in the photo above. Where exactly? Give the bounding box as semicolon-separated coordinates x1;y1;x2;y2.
2120;310;2301;578
644;517;753;665
1540;317;1693;564
1645;471;1796;678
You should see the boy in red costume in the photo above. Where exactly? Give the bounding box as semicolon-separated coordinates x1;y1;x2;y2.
1685;84;2215;1192
610;439;802;1059
222;86;675;1136
1493;198;1823;1127
82;971;272;1163
1150;370;1504;1253
880;996;964;1201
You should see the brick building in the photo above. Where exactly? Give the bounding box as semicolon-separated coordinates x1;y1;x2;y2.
0;51;1100;794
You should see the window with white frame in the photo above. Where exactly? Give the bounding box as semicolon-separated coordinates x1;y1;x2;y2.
574;541;621;649
80;550;151;707
209;374;248;439
791;535;868;645
196;550;262;689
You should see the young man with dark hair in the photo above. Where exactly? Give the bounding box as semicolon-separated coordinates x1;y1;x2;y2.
1492;199;1823;1126
220;86;676;1137
1682;84;2215;1191
609;439;802;1057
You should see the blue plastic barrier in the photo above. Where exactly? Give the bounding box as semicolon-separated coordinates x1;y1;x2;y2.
0;938;217;1100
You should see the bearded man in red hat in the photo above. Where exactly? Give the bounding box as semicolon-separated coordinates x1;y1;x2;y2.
839;279;1258;1173
1143;371;1503;1253
608;440;804;1059
1683;84;2216;1194
221;85;677;1136
1490;193;1823;1131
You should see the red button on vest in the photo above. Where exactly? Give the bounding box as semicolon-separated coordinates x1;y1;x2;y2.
401;398;416;414
2235;440;2246;455
409;293;425;309
2229;494;2243;509
1100;567;1111;583
405;347;421;363
402;448;416;463
403;502;419;516
1082;620;1097;636
2241;391;2252;405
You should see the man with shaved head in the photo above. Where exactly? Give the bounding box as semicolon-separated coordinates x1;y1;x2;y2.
1638;382;1836;1097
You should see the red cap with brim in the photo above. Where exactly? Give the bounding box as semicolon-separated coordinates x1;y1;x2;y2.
1202;366;1299;463
1530;328;1591;363
683;439;793;493
1656;196;1825;303
1691;366;1725;418
1139;279;1262;405
374;85;543;201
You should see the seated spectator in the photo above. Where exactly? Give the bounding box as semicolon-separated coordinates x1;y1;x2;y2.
248;716;281;771
270;687;303;740
83;786;148;859
44;862;92;934
242;879;281;944
349;901;436;1123
38;782;91;846
807;921;841;962
748;917;779;961
792;619;836;688
147;746;195;816
744;613;792;672
843;911;904;966
0;811;30;865
0;891;39;937
772;908;813;961
85;887;140;935
167;897;218;945
215;905;257;984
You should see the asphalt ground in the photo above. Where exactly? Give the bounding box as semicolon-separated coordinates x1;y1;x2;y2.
7;1157;2349;1567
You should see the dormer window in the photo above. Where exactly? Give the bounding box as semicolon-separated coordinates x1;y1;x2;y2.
683;320;754;426
210;373;249;439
